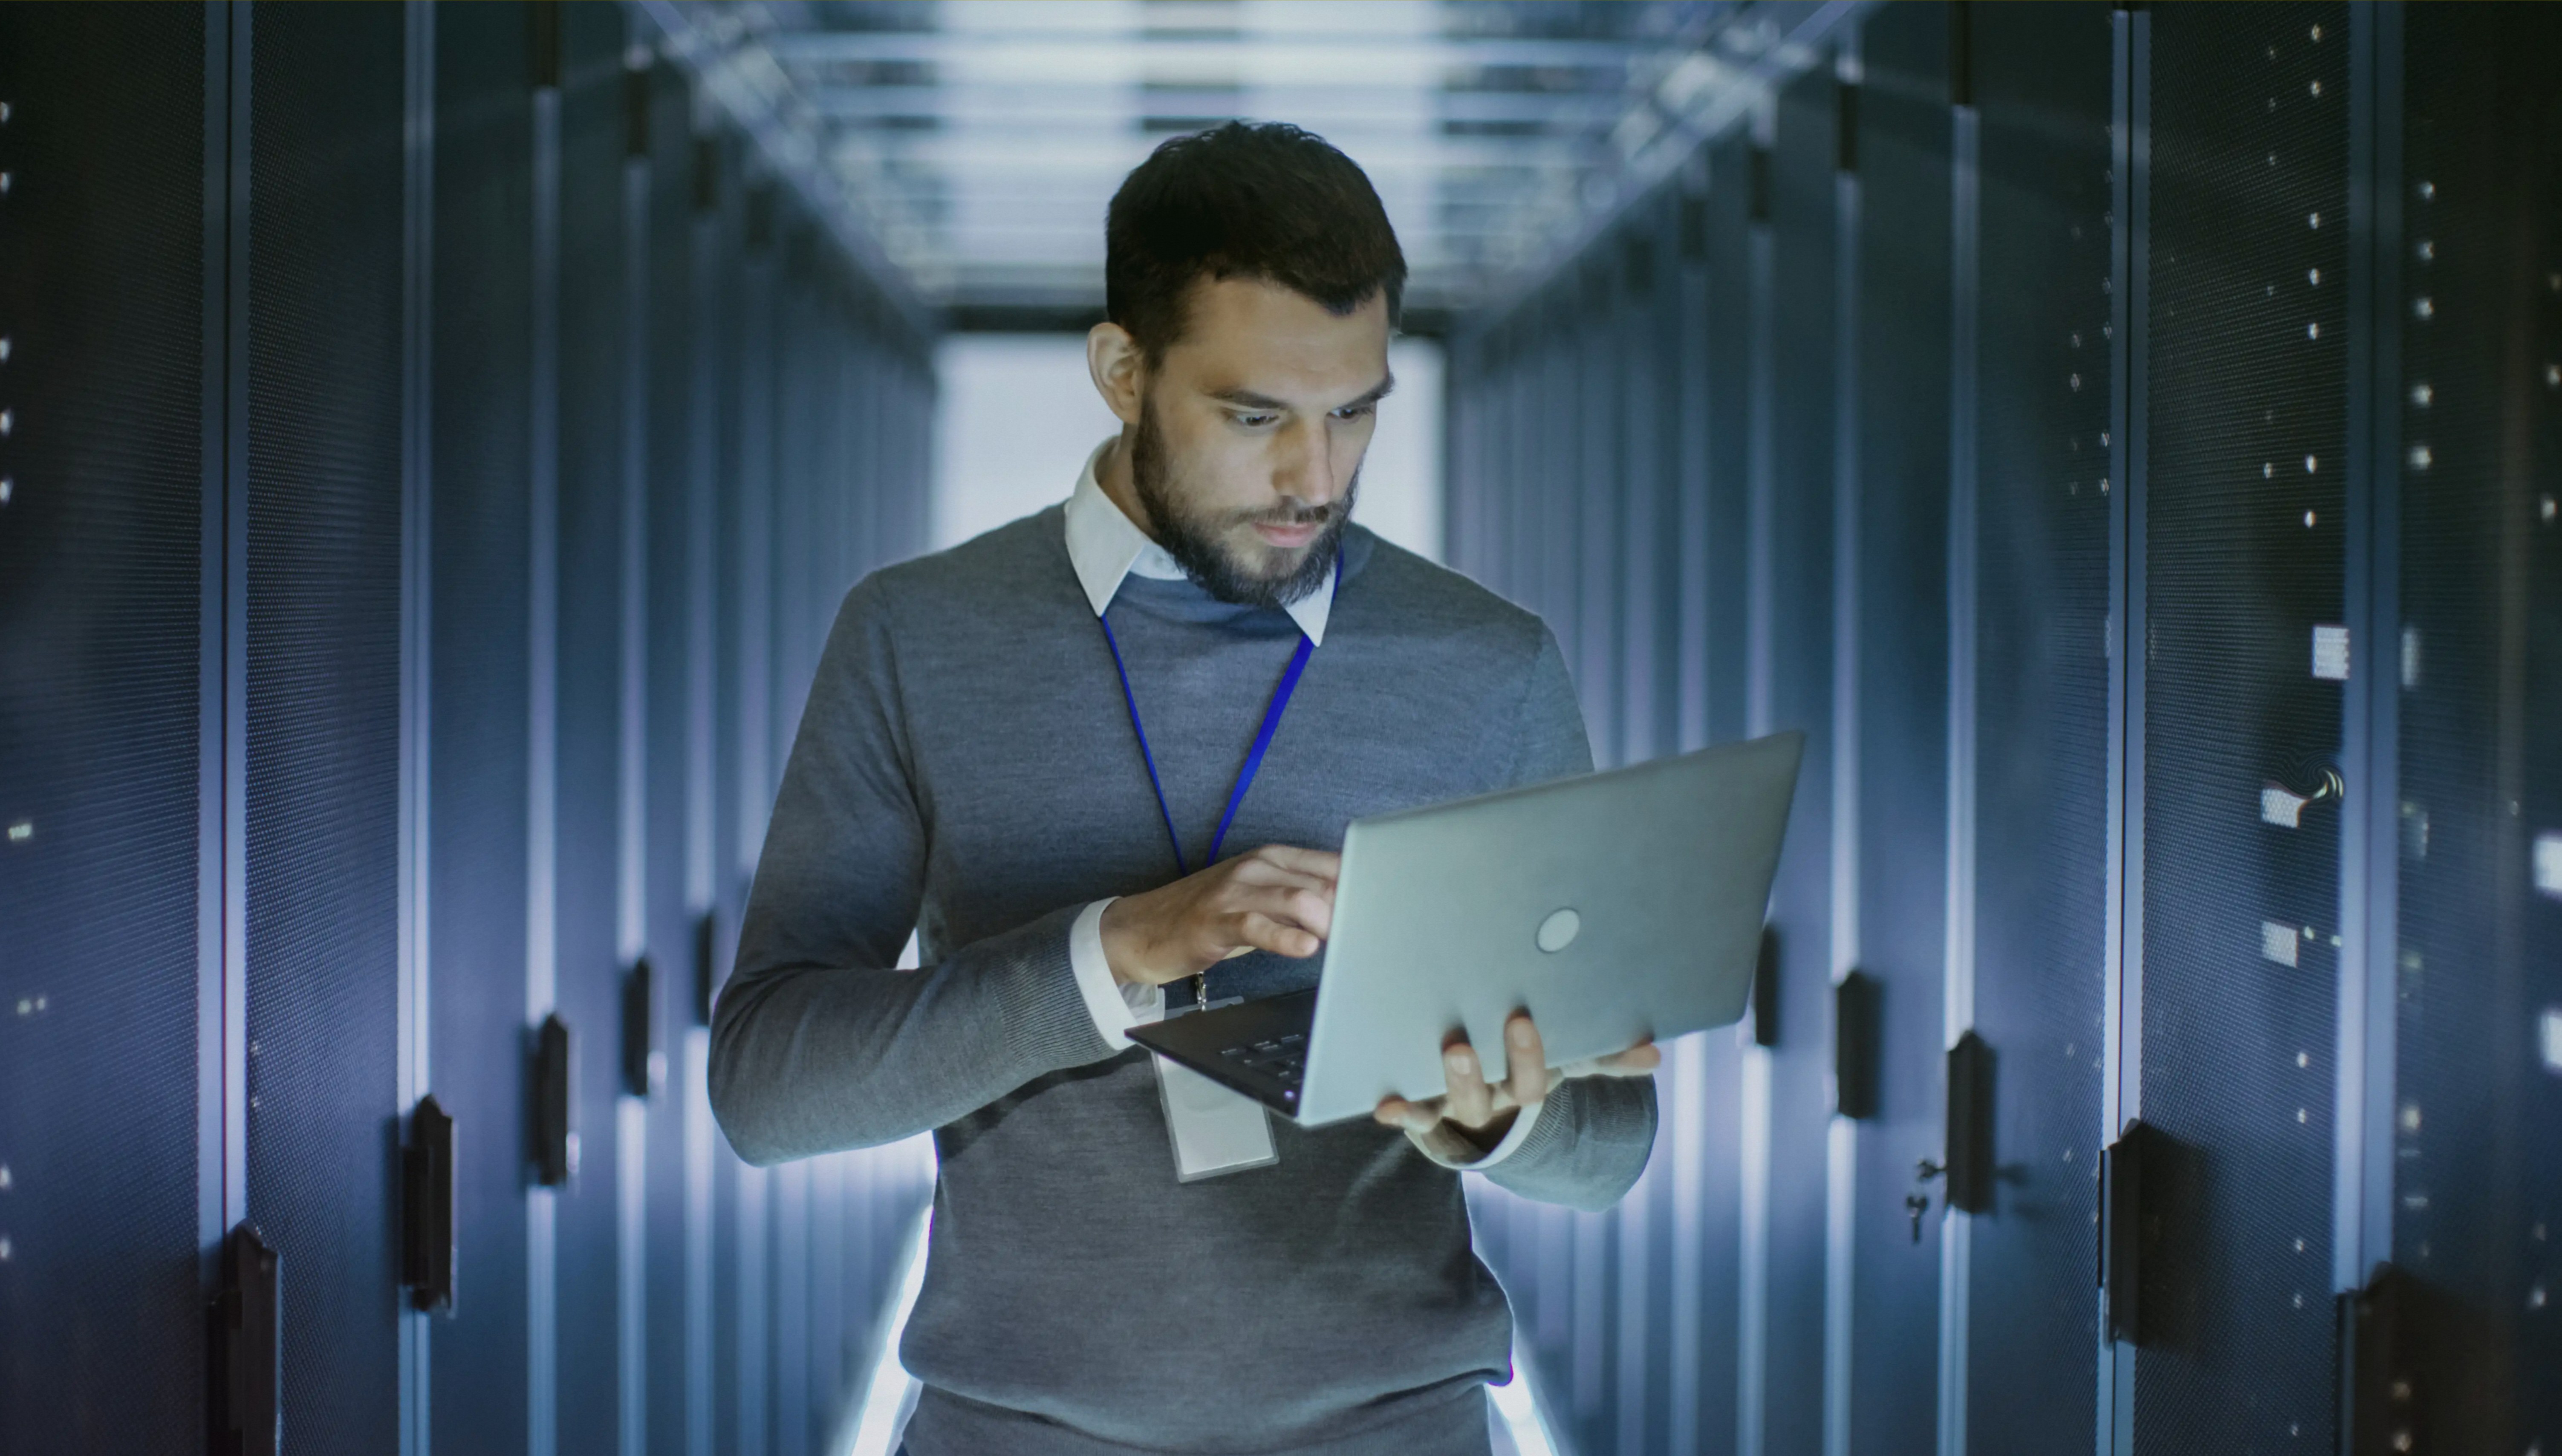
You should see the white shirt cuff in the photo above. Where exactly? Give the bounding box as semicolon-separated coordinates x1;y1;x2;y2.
1069;898;1164;1050
1407;1094;1545;1171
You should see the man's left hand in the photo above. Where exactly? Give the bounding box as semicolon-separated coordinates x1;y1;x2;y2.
1372;1012;1660;1158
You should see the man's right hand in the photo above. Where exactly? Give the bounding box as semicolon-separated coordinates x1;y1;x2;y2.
1099;845;1340;988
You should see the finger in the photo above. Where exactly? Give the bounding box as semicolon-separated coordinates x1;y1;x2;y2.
1245;845;1342;883
1440;1040;1493;1129
1597;1042;1663;1075
1373;1095;1443;1133
1563;1043;1662;1079
1228;909;1323;960
1503;1014;1551;1106
1231;883;1332;940
1588;1040;1670;1076
1222;857;1338;896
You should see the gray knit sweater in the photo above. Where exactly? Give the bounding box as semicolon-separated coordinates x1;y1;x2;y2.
711;508;1657;1455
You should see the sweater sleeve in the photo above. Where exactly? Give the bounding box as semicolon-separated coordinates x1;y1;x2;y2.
709;576;1120;1166
1475;624;1661;1210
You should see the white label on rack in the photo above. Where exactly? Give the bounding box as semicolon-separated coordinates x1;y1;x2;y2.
2260;920;2301;968
2262;787;2308;829
2312;624;2351;681
2542;1008;2562;1076
2533;832;2562;899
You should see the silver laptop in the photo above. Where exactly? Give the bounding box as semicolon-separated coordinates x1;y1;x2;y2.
1128;730;1804;1126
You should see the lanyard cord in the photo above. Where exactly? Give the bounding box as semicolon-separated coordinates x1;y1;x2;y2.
1096;546;1342;881
1093;548;1338;1010
1095;615;1314;877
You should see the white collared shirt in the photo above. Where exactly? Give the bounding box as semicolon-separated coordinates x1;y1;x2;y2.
1056;438;1539;1169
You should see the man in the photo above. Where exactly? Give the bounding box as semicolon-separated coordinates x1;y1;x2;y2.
711;121;1658;1456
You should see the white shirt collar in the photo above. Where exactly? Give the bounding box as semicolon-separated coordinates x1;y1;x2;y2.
1062;438;1335;645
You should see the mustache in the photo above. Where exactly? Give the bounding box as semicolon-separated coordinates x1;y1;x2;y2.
1232;501;1340;532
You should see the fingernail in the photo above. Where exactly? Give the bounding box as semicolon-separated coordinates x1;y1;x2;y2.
1447;1049;1472;1075
1509;1022;1534;1046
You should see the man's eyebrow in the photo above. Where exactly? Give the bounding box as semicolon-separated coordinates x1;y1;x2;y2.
1207;373;1397;411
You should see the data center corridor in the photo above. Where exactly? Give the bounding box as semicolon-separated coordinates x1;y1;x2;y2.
0;3;2556;1455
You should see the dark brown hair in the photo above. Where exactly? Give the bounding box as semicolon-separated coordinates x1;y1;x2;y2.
1104;121;1407;363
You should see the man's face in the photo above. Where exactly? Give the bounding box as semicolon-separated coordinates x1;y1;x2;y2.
1120;276;1393;609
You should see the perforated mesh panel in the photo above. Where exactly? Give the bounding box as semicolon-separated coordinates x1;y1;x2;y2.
241;6;406;1450
2390;7;2562;1451
428;4;536;1448
1964;7;2114;1450
2135;4;2349;1445
552;5;635;1449
1846;8;1953;1447
717;189;780;1456
1574;256;1623;763
0;8;209;1449
643;60;700;1453
1696;139;1754;754
1758;60;1841;1456
1538;292;1578;638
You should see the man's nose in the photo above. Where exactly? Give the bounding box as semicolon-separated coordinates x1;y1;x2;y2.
1275;416;1343;508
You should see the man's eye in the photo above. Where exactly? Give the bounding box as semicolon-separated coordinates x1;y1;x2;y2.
1234;413;1277;428
1334;404;1376;420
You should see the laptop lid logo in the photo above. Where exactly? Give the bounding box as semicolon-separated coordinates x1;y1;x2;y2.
1536;908;1581;954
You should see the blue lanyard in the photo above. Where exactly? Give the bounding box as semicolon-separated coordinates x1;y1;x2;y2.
1094;559;1332;878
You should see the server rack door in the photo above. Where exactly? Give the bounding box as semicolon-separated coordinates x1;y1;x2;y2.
1476;330;1496;602
1539;294;1579;639
1666;133;1758;1456
1479;329;1513;602
1575;258;1623;768
2390;7;2562;1450
2133;3;2352;1446
1445;341;1480;583
770;225;798;766
1844;7;1953;1449
771;1160;811;1456
554;3;636;1449
700;130;753;1456
1505;319;1538;612
1611;200;1681;1456
0;7;212;1448
807;1154;848;1437
1500;327;1531;605
1961;6;2115;1452
837;320;870;584
1700;137;1755;756
641;58;702;1456
1565;266;1624;1453
240;4;408;1447
1623;205;1678;769
427;3;537;1448
1498;329;1525;598
676;116;736;1456
722;185;783;1456
1756;59;1843;1456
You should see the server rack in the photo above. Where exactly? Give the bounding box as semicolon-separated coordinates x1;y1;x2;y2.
638;49;696;1456
0;5;936;1453
0;7;220;1451
1445;4;2559;1455
553;6;637;1452
1757;61;1843;1456
1842;9;1953;1451
424;4;539;1448
1960;7;2115;1454
237;5;410;1453
2385;6;2562;1452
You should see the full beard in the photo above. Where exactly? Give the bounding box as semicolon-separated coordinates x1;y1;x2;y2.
1129;396;1355;611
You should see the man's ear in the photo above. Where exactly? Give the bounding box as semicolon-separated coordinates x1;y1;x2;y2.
1086;321;1146;428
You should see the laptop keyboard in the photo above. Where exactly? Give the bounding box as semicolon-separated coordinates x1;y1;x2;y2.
1219;1031;1307;1089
